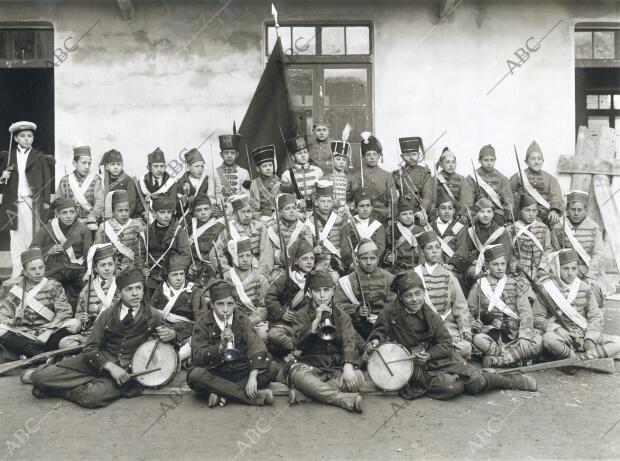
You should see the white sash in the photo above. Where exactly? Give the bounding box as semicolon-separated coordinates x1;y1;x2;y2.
522;170;551;210
477;174;503;210
338;274;360;305
68;172;96;212
105;220;135;260
479;276;518;319
229;222;242;241
542;279;588;330
229;268;256;310
50;218;84;265
354;216;382;240
436;172;458;204
140;176;175;198
161;282;194;323
289;270;307;308
305;213;340;257
92;277;117;312
192;217;223;261
189;172;208;197
396;222;416;248
513;222;543;252
9;278;54;321
269;222;306;257
414;266;447;318
469;226;505;275
563;221;591;267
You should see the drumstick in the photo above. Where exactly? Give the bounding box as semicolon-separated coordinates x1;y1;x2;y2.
145;339;160;369
386;353;429;365
128;367;161;378
375;349;394;377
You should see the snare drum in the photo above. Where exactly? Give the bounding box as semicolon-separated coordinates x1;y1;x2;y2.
131;339;180;388
367;342;414;391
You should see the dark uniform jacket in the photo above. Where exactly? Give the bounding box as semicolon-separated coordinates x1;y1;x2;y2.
264;272;308;324
31;219;93;275
0;146;52;231
191;309;271;374
150;282;199;343
57;301;163;375
135;172;179;218
290;304;360;370
393;165;433;214
105;172;138;218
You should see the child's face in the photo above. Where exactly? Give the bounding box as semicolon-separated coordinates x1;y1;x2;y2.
237;251;253;271
400;287;425;313
560;261;579;284
149;162;166;178
526;152;544;172
113;202;130;224
401;151;419;167
95;257;115;281
235;205;253;225
221;150;238;166
23;259;45;283
194;204;212;222
317;196;333;214
56;207;77;226
188;161;205;178
359;253;378;274
364;150;380;167
519;203;538;224
476;208;494;225
280;203;297;222
106;162;123;177
258;162;274;178
294;252;315;273
311;286;333;306
422;241;441;265
332;156;347;172
438;202;455;222
356;199;372;219
479;155;495;171
14;130;34;149
440;155;456;174
488;256;507;278
120;282;144;308
567;202;587;223
213;296;235;319
73;157;91;176
398;210;414;226
294;149;309;165
155;209;173;226
314;125;329;141
167;269;186;289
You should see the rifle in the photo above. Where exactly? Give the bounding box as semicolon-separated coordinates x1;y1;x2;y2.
386;189;395;267
519;269;571;332
0;345;83;376
514;145;526;193
132;176;151;264
494;357;615;375
178;199;197;267
470;159;482;197
346;234;367;308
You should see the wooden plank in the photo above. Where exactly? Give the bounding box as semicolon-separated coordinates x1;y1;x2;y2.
593;175;620;272
557;155;620;176
570;126;597;192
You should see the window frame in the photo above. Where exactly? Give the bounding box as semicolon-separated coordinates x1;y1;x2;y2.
0;22;54;69
575;23;620;68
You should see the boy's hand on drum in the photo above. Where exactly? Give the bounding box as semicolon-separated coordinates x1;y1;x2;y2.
105;362;130;386
366;339;380;352
156;326;176;342
412;351;430;366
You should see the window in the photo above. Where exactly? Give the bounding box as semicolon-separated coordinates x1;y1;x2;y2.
585;92;620;136
265;22;372;160
0;24;53;68
575;24;620;67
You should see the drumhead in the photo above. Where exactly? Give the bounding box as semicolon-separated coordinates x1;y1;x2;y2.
131;340;181;388
367;343;414;392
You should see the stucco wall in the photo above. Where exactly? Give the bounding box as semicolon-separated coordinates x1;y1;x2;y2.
2;0;619;191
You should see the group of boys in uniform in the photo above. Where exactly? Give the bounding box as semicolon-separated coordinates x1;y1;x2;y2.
0;118;618;412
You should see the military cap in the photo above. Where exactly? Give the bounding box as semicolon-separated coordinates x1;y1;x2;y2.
148;147;166;164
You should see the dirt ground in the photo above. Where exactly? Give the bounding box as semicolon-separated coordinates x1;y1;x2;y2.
1;302;619;461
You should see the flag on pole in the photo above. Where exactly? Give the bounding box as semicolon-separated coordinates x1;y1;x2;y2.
238;37;295;176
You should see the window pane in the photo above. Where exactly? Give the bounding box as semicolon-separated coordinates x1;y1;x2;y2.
13;31;36;59
616;117;620;129
36;30;53;60
324;68;367;106
292;108;313;138
614;95;620;109
0;32;7;60
587;116;609;137
599;94;612;109
322;27;345;55
267;26;292;55
286;68;313;107
593;31;614;59
586;94;599;109
346;27;370;54
292;27;316;55
324;107;369;145
575;31;592;59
